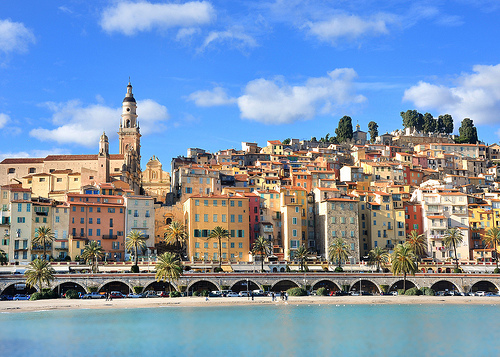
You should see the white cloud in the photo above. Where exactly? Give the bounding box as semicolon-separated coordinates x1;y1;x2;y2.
176;27;200;41
198;28;257;51
0;148;71;162
0;19;35;54
187;87;236;106
403;64;500;125
237;68;366;124
100;1;215;36
305;14;393;43
30;99;168;147
0;113;9;128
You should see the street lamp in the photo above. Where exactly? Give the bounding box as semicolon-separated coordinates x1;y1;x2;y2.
247;278;250;300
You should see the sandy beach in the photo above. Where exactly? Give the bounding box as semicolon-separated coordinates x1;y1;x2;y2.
1;295;500;313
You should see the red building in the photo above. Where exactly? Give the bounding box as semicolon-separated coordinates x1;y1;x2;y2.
241;192;260;246
404;202;423;237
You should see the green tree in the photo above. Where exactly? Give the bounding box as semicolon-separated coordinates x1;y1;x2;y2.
439;114;454;134
335;116;353;143
368;121;379;143
368;246;389;272
252;236;272;272
483;227;500;269
328;238;350;269
155;252;183;293
458;118;478;144
400;110;423;131
164;221;188;259
0;249;7;266
294;245;310;272
282;138;291;145
25;258;56;291
406;230;427;271
208;226;230;269
443;227;464;270
391;243;417;292
422;112;436;133
311;136;317;142
32;226;54;261
81;241;105;273
126;230;147;269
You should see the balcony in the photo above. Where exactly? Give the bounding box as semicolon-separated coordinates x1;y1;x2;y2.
31;244;52;251
452;209;467;215
385;244;394;249
102;235;118;239
430;235;444;240
54;247;68;251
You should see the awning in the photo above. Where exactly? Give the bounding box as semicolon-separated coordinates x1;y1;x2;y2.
221;265;233;272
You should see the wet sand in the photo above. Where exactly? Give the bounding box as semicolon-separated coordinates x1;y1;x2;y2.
1;295;499;313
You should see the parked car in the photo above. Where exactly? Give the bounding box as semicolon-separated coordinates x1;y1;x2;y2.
13;294;30;300
226;292;240;297
239;291;251;297
475;291;486;296
331;291;349;296
127;293;144;298
209;291;222;297
144;291;159;298
157;291;169;297
83;292;105;299
110;291;125;299
252;290;265;297
0;294;13;301
350;291;360;296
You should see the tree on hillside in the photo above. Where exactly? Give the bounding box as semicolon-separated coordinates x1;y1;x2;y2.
311;137;317;142
335;116;353;143
282;138;291;145
458;118;478;144
422;112;436;133
368;121;378;143
439;114;454;134
400;110;423;131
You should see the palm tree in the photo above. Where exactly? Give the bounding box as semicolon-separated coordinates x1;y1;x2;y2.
252;236;272;272
483;227;500;269
81;241;105;273
208;226;230;269
406;230;427;271
443;227;464;270
368;246;389;272
155;252;183;293
32;226;54;261
126;230;147;268
25;258;56;291
295;245;310;272
328;238;350;270
164;221;188;259
391;243;417;292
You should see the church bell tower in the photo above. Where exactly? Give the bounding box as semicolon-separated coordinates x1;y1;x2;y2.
118;81;141;158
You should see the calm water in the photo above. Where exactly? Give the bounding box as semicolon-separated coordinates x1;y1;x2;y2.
1;304;499;356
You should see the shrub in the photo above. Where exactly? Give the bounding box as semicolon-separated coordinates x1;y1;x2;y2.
88;286;98;293
64;256;71;262
405;287;422;296
65;290;79;299
30;289;57;300
316;287;327;296
201;290;209;297
133;286;143;294
262;284;271;292
341;284;350;292
494;268;500;274
177;285;187;292
323;267;329;272
380;285;389;293
221;285;230;291
287;287;307;296
30;292;42;301
169;291;181;298
131;265;140;273
397;289;405;296
421;287;435;296
334;266;343;273
214;267;223;273
453;268;462;273
193;291;200;297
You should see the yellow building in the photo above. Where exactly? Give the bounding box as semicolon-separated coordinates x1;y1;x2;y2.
184;194;250;262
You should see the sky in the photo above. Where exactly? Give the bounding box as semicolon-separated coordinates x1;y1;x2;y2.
2;0;500;168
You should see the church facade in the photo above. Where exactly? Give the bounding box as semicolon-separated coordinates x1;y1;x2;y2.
0;82;142;196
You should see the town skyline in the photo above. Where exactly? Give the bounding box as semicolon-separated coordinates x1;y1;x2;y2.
2;1;500;165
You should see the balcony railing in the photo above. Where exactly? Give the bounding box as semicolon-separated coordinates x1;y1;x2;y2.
102;235;118;239
386;244;394;249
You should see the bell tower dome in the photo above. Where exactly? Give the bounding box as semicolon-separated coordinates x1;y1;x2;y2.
118;81;141;157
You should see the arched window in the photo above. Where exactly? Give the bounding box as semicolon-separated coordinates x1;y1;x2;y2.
126;119;131;128
28;168;36;174
8;168;15;174
152;172;157;180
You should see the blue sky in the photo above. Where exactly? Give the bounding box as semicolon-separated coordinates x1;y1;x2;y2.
1;1;500;168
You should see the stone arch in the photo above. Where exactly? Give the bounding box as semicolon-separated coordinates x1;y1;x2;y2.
350;279;381;294
98;280;133;294
1;282;37;295
430;280;460;293
189;279;218;293
311;279;340;293
230;279;261;293
270;279;300;292
144;280;176;293
389;280;418;292
52;281;86;296
470;280;499;293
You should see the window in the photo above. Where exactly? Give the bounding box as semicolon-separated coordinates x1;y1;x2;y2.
185;187;192;194
17;217;25;223
230;215;235;223
292;229;297;237
97;218;101;224
195;214;200;222
204;242;208;248
80;218;84;224
213;214;218;222
204;214;208;222
97;207;101;213
292;217;297;225
195;242;200;248
213;200;217;207
26;204;30;212
231;242;235;248
238;215;243;223
238;201;242;207
213;242;218;249
331;217;336;224
222;201;226;207
350;217;355;224
237;230;244;238
96;229;101;236
332;231;336;237
88;229;93;236
238;242;243;248
222;214;226;223
204;200;208;206
230;201;235;207
341;217;346;224
222;242;227;248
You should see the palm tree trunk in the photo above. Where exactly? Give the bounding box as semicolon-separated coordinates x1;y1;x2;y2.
43;244;46;261
453;241;458;269
218;237;222;269
403;272;406;292
496;242;498;269
135;243;139;266
261;254;264;272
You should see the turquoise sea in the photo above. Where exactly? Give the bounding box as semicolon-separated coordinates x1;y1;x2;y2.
1;304;499;356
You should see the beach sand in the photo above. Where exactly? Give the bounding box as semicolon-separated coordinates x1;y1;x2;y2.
1;295;499;313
